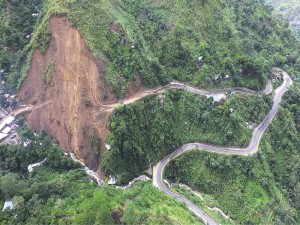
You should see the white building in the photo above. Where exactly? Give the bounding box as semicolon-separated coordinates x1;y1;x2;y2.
108;176;117;185
207;93;227;103
0;133;8;141
2;126;12;134
105;144;111;151
0;115;14;132
2;200;14;211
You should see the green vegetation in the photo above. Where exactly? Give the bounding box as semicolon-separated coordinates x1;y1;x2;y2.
91;130;101;157
170;184;234;225
266;0;300;38
42;62;55;87
0;0;42;91
2;0;299;96
0;127;202;225
1;0;300;224
103;90;271;183
164;97;300;224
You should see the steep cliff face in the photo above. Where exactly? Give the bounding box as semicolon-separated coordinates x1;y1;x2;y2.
18;16;117;170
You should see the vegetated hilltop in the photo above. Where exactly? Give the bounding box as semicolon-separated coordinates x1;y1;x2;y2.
266;0;300;38
23;0;299;92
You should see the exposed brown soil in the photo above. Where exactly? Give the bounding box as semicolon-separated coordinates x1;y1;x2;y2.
18;16;143;171
110;21;124;33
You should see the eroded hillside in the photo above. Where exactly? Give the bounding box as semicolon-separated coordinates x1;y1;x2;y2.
18;16;138;170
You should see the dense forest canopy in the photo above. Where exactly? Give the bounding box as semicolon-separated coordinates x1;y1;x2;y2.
103;90;272;183
0;0;42;91
0;128;201;224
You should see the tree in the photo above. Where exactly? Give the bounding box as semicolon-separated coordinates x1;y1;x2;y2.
294;182;300;210
122;201;137;224
73;190;114;225
0;173;20;198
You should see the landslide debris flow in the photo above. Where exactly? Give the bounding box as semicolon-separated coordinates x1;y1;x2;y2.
18;16;115;171
18;16;145;172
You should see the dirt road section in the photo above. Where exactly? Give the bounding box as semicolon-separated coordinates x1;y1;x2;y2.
18;16;123;170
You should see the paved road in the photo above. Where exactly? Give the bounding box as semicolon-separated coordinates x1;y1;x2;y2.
7;69;291;224
153;71;293;225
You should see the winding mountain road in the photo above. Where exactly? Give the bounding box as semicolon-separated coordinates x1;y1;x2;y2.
153;71;293;225
8;67;292;224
